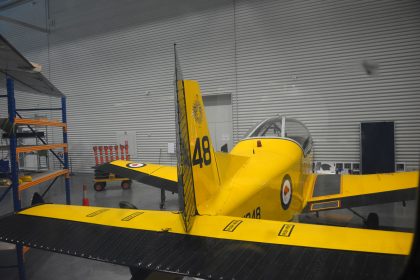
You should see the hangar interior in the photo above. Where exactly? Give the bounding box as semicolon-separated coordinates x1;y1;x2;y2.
0;1;419;280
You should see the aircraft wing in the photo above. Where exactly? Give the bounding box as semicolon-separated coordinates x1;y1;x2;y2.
0;204;413;280
96;160;178;192
303;171;418;212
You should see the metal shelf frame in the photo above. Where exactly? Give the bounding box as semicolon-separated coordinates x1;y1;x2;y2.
14;118;67;128
16;143;68;153
3;75;71;280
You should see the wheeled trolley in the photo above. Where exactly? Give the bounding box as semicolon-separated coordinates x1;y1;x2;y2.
93;170;132;191
92;143;132;191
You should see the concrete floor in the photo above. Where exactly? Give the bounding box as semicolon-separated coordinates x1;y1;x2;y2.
0;172;417;280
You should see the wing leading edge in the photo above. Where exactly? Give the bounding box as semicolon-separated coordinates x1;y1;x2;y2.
0;204;413;280
303;171;418;212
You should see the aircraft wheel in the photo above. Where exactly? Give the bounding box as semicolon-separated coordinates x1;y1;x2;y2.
365;212;379;229
129;267;152;279
121;180;132;190
93;182;106;192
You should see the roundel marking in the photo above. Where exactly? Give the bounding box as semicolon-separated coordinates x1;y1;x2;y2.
126;162;146;168
281;174;292;210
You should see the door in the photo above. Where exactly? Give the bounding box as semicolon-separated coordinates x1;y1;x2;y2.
202;94;233;152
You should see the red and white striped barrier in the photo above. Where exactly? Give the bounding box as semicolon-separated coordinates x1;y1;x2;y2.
93;144;130;164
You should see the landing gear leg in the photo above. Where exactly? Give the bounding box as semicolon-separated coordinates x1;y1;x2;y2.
160;187;166;209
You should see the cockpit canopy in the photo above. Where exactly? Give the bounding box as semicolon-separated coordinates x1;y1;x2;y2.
244;116;313;154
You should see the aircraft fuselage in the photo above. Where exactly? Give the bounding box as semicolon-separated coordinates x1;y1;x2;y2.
212;138;313;221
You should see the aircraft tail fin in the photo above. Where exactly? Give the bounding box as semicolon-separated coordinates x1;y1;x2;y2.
174;45;220;231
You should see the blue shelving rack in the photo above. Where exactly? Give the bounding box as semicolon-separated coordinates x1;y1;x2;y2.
3;75;71;280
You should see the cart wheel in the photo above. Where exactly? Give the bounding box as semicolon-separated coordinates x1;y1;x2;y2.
94;182;106;192
121;180;132;190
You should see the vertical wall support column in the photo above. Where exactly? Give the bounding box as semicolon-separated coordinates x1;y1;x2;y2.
61;97;71;204
6;77;19;211
6;76;26;280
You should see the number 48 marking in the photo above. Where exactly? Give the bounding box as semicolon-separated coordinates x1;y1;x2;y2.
192;136;211;168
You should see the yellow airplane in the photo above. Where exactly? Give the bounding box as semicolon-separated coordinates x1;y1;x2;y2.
0;46;418;280
100;111;418;226
98;76;418;229
101;112;419;225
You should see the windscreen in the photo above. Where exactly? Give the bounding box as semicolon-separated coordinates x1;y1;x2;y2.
246;117;283;138
244;117;312;151
285;118;311;151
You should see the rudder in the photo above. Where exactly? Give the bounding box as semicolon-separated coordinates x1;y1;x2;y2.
174;47;221;231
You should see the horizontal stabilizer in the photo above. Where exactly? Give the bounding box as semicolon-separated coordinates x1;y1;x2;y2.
96;160;177;193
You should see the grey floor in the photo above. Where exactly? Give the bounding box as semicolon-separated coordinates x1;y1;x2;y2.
0;173;417;280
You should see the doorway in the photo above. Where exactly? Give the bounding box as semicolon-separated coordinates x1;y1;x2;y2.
202;94;233;152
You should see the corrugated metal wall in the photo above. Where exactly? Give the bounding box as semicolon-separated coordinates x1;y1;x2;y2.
47;0;236;172
234;0;420;170
1;0;420;172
